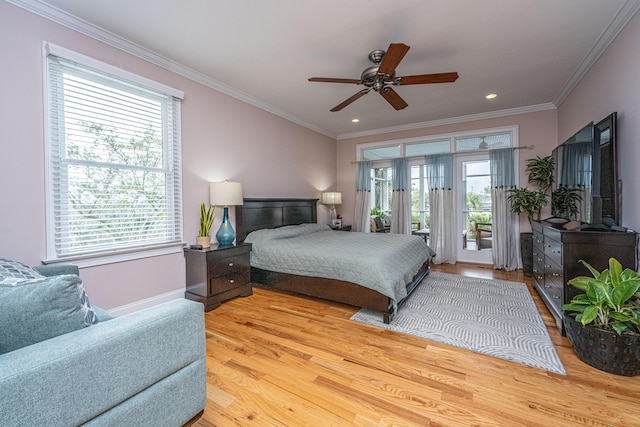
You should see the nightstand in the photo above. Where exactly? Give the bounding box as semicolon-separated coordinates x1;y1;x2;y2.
331;225;351;232
184;243;252;311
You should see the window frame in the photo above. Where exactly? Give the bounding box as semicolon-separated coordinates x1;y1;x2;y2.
42;42;185;267
357;126;518;233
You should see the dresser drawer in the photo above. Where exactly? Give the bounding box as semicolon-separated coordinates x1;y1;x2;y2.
208;253;249;278
544;237;562;266
210;270;251;295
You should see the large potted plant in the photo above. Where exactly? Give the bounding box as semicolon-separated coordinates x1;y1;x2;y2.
563;257;640;376
196;202;216;248
507;155;554;275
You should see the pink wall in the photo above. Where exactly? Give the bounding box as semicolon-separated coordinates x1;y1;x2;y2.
0;2;336;311
558;10;640;233
337;109;558;233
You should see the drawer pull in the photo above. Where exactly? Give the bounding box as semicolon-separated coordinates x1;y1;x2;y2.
552;295;560;299
228;262;234;267
533;252;538;256
229;279;235;284
553;250;561;254
552;272;560;277
545;264;551;268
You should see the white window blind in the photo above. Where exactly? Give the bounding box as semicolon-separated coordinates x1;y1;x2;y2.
45;45;183;261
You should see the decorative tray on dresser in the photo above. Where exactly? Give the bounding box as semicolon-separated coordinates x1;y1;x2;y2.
531;220;637;335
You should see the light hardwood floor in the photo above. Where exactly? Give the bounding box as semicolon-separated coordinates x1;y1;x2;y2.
194;263;640;426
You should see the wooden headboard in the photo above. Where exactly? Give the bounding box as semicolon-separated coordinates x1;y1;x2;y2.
236;198;318;243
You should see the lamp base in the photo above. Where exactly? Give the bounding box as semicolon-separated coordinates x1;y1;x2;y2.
329;205;337;227
216;206;236;245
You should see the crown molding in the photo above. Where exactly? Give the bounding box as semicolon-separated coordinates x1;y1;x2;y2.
8;0;639;141
553;0;640;106
7;0;336;139
336;103;556;140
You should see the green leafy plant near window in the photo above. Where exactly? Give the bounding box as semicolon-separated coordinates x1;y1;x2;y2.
507;155;554;222
563;258;640;335
198;203;216;237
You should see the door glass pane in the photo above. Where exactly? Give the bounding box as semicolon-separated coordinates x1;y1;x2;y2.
372;167;392;217
410;165;429;232
462;160;492;251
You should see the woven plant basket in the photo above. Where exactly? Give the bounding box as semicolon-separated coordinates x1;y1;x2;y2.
564;315;640;376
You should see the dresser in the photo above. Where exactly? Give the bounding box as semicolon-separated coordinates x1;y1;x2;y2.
531;221;637;334
184;243;252;311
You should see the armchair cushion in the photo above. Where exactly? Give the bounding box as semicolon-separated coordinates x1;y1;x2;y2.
0;274;98;355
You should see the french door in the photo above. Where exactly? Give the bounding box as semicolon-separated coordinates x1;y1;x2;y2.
455;154;493;264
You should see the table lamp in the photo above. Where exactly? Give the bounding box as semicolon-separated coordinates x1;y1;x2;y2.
321;191;342;226
209;181;243;245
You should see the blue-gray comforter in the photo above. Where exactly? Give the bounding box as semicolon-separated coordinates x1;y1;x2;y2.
245;224;435;305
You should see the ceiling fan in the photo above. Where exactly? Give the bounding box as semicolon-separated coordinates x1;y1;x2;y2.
308;43;458;112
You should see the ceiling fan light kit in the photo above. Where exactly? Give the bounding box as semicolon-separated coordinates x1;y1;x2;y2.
309;43;458;112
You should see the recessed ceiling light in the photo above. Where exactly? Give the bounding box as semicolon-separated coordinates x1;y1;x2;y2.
352;118;360;123
486;93;497;99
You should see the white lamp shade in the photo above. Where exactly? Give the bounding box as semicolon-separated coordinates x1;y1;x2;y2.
321;191;342;205
209;181;243;206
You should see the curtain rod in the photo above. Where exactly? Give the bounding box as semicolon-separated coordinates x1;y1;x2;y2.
351;145;535;165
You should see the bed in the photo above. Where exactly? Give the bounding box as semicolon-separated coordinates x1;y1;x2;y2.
236;198;435;323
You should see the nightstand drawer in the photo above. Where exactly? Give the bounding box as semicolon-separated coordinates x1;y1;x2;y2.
210;270;250;295
208;254;249;277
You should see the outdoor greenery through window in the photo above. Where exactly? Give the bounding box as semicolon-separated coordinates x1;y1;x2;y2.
45;44;183;260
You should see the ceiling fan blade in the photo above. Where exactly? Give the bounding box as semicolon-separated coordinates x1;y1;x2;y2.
396;72;459;85
330;88;371;112
308;77;361;84
380;87;408;110
377;43;410;76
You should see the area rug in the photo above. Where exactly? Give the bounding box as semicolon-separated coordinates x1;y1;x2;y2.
350;272;566;375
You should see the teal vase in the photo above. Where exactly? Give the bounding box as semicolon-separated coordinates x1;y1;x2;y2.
216;206;235;245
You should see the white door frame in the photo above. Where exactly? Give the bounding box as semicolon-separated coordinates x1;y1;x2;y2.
455;153;493;264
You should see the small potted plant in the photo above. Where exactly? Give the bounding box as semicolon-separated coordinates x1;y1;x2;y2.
563;257;640;376
196;202;216;248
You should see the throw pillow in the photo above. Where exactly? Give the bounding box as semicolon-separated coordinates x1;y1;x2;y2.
0;258;45;286
0;274;98;355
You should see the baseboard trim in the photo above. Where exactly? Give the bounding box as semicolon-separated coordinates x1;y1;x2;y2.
108;289;186;316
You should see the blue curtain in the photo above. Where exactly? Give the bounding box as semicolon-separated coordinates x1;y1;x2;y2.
354;161;372;232
356;160;372;191
490;148;516;187
391;158;410;234
425;153;455;263
426;153;453;189
490;148;518;270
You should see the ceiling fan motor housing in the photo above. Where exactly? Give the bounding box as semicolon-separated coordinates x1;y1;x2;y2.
361;65;395;92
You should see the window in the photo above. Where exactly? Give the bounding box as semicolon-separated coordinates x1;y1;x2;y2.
372;166;392;216
410;165;430;230
44;43;184;262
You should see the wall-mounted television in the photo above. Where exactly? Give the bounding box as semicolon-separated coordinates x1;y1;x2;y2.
551;112;619;229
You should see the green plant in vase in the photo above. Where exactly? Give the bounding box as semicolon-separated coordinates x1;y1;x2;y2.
563;258;640;334
507;155;554;223
196;202;216;248
562;257;640;376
